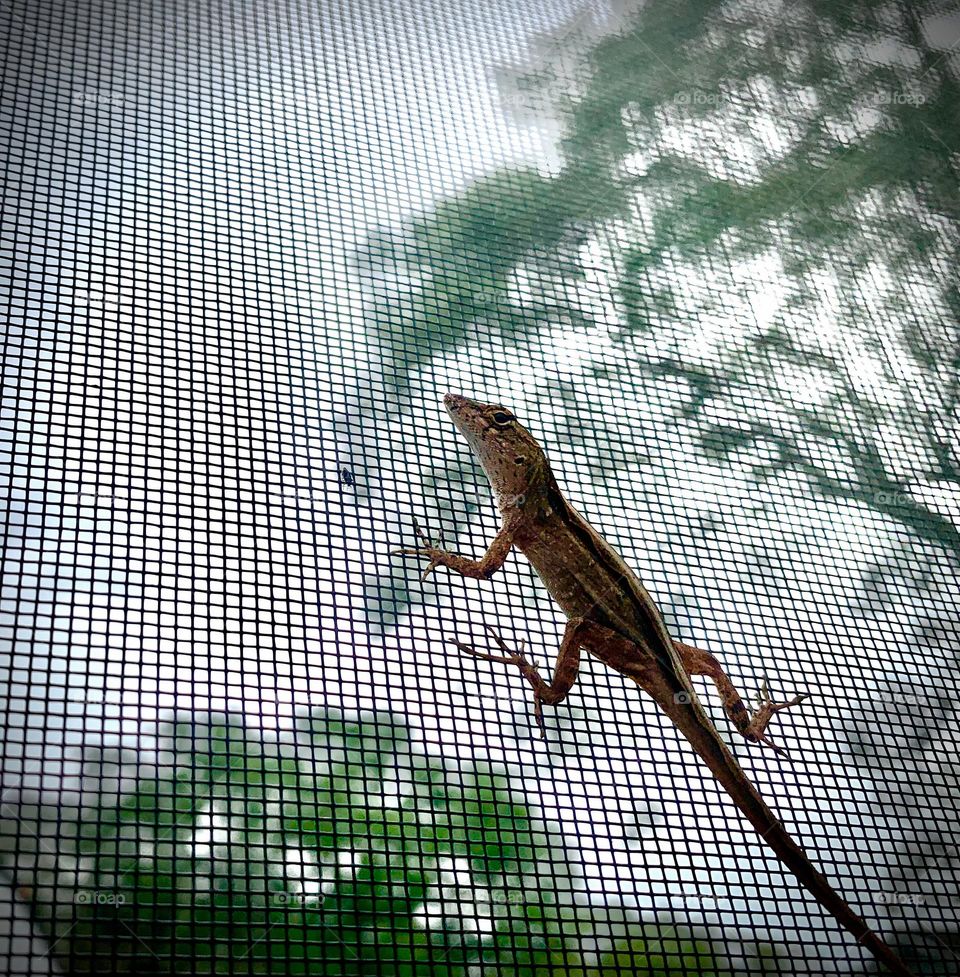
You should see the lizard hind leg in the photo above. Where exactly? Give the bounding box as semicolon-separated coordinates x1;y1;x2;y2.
450;619;586;739
674;641;809;756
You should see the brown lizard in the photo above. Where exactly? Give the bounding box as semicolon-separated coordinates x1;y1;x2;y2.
395;393;916;977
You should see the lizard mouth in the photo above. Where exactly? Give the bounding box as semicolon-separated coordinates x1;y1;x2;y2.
443;393;488;443
443;392;485;424
443;392;471;413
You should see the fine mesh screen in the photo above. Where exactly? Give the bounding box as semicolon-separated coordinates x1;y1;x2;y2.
2;1;959;974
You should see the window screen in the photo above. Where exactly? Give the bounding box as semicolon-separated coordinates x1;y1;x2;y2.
2;1;959;974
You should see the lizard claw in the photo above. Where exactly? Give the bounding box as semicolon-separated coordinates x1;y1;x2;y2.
481;624;532;667
533;693;546;739
394;518;451;578
746;677;810;755
452;630;546;739
451;639;515;666
420;558;441;582
413;516;446;549
413;516;430;544
755;731;790;759
451;625;532;671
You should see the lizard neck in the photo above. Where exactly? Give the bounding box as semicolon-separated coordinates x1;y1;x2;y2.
498;472;556;532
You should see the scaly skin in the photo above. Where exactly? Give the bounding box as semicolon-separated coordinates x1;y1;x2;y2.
394;393;916;977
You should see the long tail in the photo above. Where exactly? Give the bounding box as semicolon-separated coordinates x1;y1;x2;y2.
660;695;916;977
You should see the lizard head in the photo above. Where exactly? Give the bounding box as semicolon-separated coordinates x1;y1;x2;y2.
444;393;548;510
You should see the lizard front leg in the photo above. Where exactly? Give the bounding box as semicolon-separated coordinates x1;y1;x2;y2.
393;522;513;581
452;618;587;737
674;640;808;754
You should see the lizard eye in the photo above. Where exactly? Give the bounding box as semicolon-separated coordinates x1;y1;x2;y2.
492;410;515;426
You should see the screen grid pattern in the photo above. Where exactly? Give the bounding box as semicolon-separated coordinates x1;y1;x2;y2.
2;1;959;975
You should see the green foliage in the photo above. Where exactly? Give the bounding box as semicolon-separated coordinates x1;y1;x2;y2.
12;709;743;976
355;166;605;391
369;0;960;562
551;0;960;558
51;710;580;974
556;928;726;977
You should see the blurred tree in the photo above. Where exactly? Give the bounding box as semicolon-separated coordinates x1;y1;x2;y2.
353;167;592;404
366;0;959;560
48;710;568;974
534;0;960;560
7;709;732;976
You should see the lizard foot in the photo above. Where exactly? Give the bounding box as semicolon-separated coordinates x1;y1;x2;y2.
391;517;451;580
450;625;547;737
745;679;810;757
452;623;531;669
